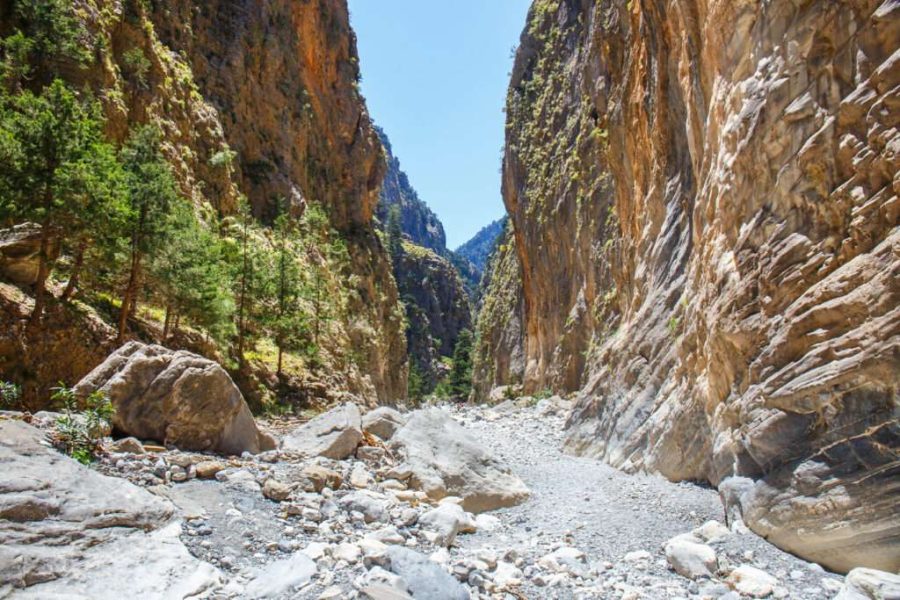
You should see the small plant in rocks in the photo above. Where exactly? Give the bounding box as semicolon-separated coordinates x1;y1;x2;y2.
0;381;21;409
51;384;115;465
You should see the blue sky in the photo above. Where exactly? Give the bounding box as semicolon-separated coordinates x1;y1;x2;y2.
348;0;532;249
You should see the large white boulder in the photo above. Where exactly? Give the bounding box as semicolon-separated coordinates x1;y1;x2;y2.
389;408;529;513
74;341;274;455
0;420;222;598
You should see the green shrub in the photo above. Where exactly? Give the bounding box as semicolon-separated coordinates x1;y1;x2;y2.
0;381;21;409
51;384;115;464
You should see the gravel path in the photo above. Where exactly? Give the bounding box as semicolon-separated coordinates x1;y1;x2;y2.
451;401;845;599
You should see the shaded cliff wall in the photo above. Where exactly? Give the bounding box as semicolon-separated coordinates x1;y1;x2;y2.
479;0;899;572
0;0;406;403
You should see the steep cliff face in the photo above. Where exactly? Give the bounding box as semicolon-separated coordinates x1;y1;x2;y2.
481;0;899;572
375;127;447;253
0;0;406;404
396;242;473;391
453;217;506;299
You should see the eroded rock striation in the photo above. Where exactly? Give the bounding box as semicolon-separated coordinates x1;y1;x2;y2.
477;0;900;572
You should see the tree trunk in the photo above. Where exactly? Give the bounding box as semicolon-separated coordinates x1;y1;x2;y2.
277;346;284;379
61;240;87;301
27;222;53;332
118;247;142;343
163;304;172;339
237;218;250;365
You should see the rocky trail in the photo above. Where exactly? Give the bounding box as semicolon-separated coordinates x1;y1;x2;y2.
4;395;878;600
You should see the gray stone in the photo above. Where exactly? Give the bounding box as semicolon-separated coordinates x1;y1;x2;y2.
363;407;407;441
389;409;529;513
283;403;363;459
387;546;470;600
0;421;222;598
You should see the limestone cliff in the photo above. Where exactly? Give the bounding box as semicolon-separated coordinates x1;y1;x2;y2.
375;127;447;253
479;0;899;573
396;242;473;392
0;0;406;404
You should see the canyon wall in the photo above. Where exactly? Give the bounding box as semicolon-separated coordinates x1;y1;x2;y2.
0;0;406;403
477;0;899;572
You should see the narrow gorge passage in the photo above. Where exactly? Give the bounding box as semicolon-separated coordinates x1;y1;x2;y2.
0;0;897;598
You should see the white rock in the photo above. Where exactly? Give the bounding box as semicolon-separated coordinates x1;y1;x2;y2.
492;561;524;587
359;537;390;567
417;503;477;547
351;463;375;489
664;538;718;580
302;542;330;561
728;565;779;598
244;552;317;599
835;568;900;600
538;547;587;576
692;520;731;543
474;514;501;532
623;550;652;562
333;543;361;564
282;403;362;459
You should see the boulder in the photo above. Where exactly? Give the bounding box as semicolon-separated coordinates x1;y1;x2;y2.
727;566;778;598
664;537;718;580
386;546;470;600
363;406;407;441
110;437;146;454
417;503;477;547
339;491;389;523
300;464;343;492
74;342;274;455
835;568;900;600
389;408;529;513
0;223;59;285
282;403;362;459
0;420;222;597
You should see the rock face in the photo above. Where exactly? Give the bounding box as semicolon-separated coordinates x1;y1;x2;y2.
477;0;900;573
453;217;506;280
390;409;529;513
283;403;363;459
0;224;59;286
0;420;222;597
74;342;274;455
395;242;473;389
376;127;447;254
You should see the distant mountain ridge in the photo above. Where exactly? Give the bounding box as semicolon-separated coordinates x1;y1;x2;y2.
454;218;506;275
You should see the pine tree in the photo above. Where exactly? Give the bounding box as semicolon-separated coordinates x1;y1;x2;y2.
0;79;126;329
148;203;235;344
448;329;474;401
386;204;403;263
116;125;179;342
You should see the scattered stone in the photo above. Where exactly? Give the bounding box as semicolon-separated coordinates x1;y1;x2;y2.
351;463;375;488
387;546;470;600
195;461;226;479
339;491;389;523
262;478;292;502
728;565;779;598
665;537;718;580
282;403;363;459
110;437;145;454
301;464;343;492
418;503;477;547
243;552;317;598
